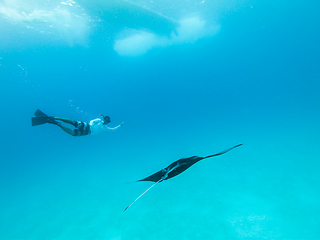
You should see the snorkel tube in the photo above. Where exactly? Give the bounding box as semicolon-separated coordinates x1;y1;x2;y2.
99;114;111;125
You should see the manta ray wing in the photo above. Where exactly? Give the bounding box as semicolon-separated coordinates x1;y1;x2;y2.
138;169;164;182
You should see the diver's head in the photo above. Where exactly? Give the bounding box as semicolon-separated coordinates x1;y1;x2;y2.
100;114;111;125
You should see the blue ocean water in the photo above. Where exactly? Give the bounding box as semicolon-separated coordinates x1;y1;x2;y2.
1;0;319;239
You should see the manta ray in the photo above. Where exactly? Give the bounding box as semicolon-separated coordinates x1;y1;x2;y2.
124;144;243;211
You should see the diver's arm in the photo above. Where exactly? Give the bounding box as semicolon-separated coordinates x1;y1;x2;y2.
106;122;124;131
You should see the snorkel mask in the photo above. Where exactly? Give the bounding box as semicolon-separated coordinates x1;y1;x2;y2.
100;114;111;125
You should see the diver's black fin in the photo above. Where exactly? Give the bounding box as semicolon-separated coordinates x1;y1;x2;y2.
31;116;51;126
34;109;48;117
32;109;57;126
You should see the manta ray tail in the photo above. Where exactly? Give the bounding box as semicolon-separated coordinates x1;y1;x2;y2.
124;179;162;212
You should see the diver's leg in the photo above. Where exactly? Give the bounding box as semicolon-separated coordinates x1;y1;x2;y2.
57;124;76;136
54;117;78;127
50;121;76;136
